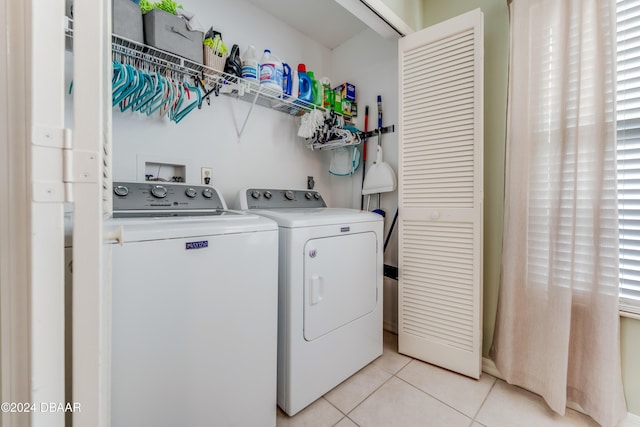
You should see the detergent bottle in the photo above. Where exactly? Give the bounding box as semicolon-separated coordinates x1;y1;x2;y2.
241;45;259;82
282;63;292;98
297;64;313;103
260;49;283;95
307;71;323;107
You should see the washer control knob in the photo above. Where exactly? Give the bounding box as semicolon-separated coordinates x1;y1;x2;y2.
113;185;129;197
314;193;321;200
202;188;214;199
285;190;295;201
151;185;167;198
305;192;313;200
264;191;272;199
185;187;197;198
251;190;261;199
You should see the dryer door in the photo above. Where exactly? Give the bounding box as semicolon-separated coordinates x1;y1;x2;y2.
303;232;378;341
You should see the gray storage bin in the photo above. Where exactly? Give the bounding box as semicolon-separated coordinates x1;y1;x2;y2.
143;9;204;64
113;0;144;43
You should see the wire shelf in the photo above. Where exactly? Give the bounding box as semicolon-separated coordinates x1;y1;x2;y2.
306;135;363;151
65;17;317;117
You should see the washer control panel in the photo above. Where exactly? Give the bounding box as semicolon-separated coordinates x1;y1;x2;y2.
243;189;326;209
113;181;226;216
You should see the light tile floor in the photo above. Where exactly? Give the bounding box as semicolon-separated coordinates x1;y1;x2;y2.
275;331;610;427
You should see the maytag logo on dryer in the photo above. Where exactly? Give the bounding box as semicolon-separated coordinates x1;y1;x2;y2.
185;240;209;250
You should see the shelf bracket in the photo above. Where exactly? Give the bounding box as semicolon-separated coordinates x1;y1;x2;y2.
236;87;262;138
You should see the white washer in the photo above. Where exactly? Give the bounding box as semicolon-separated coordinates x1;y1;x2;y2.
107;182;278;427
238;188;383;416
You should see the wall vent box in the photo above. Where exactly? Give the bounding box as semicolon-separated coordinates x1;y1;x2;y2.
113;0;144;44
143;9;204;64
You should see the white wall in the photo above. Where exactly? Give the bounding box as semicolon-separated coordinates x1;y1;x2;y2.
331;29;399;332
65;0;401;329
108;0;339;207
66;0;404;212
381;0;424;31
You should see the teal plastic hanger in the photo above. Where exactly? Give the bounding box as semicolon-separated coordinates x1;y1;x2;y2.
127;71;154;112
169;81;185;122
174;83;202;123
144;73;168;116
160;78;176;118
113;64;139;106
137;72;163;114
119;67;147;112
111;61;130;104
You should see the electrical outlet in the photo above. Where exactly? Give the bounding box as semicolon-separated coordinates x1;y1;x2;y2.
201;167;212;185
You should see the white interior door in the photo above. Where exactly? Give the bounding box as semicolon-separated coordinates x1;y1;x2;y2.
0;0;100;425
71;0;112;425
397;9;484;379
29;0;68;425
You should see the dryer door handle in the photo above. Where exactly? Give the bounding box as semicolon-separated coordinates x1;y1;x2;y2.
309;275;324;305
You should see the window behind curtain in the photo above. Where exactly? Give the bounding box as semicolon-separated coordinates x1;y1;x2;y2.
617;0;640;314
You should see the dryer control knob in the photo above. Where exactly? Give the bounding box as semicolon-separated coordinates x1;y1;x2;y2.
264;191;272;199
114;185;129;197
313;193;321;200
151;185;168;198
285;190;295;201
202;188;214;199
251;190;261;199
305;192;313;200
185;187;197;198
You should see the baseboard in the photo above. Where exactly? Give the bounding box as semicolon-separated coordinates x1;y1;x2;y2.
481;357;640;425
620;412;640;426
383;320;397;334
482;357;503;380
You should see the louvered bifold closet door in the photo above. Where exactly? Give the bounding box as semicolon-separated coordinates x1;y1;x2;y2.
398;9;484;379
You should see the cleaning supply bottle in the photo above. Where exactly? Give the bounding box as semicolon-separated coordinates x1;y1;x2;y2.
297;64;313;103
307;71;322;107
320;77;331;109
241;45;259;82
282;63;292;98
260;49;283;95
292;67;300;101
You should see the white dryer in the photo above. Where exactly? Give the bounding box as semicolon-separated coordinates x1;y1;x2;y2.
238;188;383;416
106;182;278;427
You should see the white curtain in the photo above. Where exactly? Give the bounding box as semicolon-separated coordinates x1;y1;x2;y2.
491;0;627;426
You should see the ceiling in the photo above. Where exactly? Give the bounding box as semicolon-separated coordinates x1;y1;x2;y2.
243;0;369;50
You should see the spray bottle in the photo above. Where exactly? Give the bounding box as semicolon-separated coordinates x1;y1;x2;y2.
320;77;332;109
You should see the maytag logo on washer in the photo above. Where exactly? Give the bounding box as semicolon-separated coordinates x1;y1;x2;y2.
185;240;209;250
309;249;317;258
